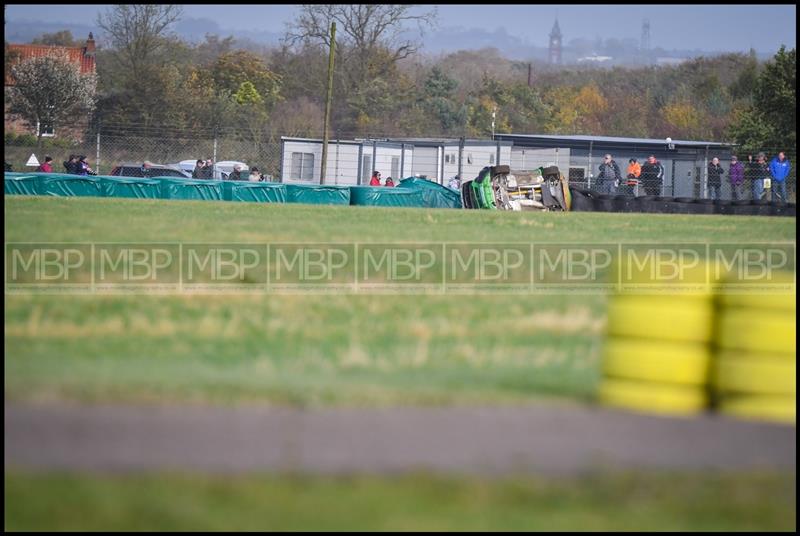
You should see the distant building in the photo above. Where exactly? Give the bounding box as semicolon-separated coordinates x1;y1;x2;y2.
548;19;562;65
4;33;96;141
656;57;688;66
577;54;613;63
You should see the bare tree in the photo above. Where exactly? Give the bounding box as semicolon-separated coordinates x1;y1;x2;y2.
97;4;183;76
284;4;437;63
8;51;97;146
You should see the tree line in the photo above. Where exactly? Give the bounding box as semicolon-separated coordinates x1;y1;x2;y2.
5;4;796;154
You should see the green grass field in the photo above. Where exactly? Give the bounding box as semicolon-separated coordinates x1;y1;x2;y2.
4;196;796;406
4;196;796;531
5;470;795;531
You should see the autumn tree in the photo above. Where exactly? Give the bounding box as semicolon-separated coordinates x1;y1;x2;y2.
7;51;97;146
728;46;796;153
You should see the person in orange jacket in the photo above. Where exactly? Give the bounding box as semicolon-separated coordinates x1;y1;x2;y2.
624;158;642;196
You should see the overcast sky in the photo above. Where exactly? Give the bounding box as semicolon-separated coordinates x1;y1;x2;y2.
5;4;797;53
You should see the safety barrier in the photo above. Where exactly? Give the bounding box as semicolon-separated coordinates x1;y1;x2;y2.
570;187;796;217
599;266;796;425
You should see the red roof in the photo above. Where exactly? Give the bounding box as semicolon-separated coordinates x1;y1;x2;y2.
5;42;96;85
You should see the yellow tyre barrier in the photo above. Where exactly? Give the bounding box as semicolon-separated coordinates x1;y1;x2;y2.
718;292;796;312
716;310;796;355
607;297;714;343
598;378;708;416
717;395;796;425
602;338;711;386
713;353;796;396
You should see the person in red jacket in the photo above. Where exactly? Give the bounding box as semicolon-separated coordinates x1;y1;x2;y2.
384;176;395;187
369;171;381;186
36;156;53;172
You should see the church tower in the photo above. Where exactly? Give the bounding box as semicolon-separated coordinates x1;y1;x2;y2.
549;19;562;65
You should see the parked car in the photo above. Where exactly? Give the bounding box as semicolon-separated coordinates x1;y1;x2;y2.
175;160;249;180
110;162;191;179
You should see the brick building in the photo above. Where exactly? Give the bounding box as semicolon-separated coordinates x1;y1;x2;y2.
4;33;96;140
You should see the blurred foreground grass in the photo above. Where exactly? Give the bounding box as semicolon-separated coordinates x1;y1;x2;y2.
5;470;795;531
4;197;795;405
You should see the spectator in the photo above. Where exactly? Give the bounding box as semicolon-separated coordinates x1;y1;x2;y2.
384;176;395;187
707;157;724;200
744;154;759;200
199;159;214;180
448;174;461;191
596;154;621;194
623;158;642;196
249;167;263;182
140;161;152;178
63;154;78;174
640;155;665;196
728;155;745;201
191;159;205;179
369;171;381;186
769;151;791;202
76;155;95;176
227;164;245;181
752;152;770;200
36;156;53;172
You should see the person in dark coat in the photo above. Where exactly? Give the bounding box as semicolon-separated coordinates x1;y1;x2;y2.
707;157;724;200
596;154;621;194
640;155;665;196
63;154;78;174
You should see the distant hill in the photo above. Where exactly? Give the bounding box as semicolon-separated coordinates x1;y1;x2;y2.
5;17;774;64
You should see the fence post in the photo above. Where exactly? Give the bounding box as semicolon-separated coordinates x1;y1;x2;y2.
96;130;101;175
213;134;218;179
702;145;709;199
588;141;593;190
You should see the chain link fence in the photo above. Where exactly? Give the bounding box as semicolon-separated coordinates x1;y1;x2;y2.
4;126;796;202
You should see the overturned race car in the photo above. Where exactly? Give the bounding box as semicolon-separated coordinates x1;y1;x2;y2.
461;165;571;212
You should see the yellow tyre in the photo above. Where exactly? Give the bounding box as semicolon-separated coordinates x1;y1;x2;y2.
713;353;796;396
716;310;796;355
716;271;795;311
718;292;796;312
602;338;711;386
597;378;708;416
717;395;796;425
607;296;714;343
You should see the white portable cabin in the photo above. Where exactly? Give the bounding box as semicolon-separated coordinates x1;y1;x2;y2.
280;136;513;185
280;137;412;185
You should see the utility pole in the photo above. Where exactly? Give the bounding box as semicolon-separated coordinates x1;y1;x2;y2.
491;106;497;139
320;21;336;184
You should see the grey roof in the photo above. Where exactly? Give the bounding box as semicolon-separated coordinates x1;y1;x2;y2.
495;133;733;148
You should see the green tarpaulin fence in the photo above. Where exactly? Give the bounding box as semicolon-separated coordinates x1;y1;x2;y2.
222;181;287;203
157;177;223;201
349;186;426;207
4;172;39;195
101;176;162;199
398;177;463;209
285;184;350;205
6;172;471;210
37;174;104;197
